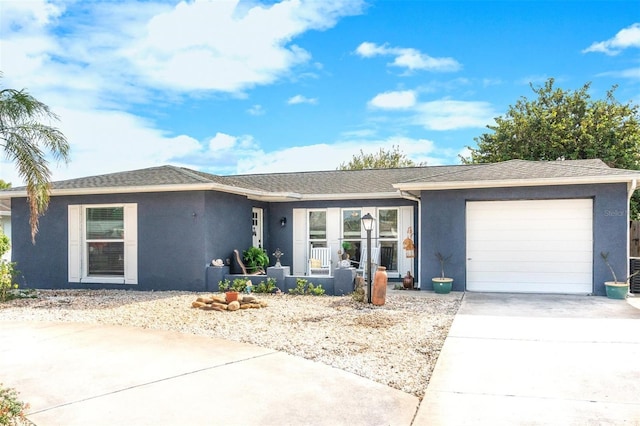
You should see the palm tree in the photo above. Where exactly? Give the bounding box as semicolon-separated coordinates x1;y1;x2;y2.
0;77;70;242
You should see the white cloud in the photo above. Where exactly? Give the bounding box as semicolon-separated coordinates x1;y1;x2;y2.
287;95;318;105
355;42;461;72
0;106;203;185
124;0;366;92
236;136;439;174
247;104;266;115
368;90;417;109
583;23;640;56
597;67;640;80
414;100;496;131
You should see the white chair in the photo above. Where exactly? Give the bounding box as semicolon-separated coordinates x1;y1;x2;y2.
356;245;380;278
308;247;332;276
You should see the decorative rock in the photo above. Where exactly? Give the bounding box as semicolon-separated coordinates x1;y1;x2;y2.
242;295;257;303
227;301;240;311
191;301;206;308
211;295;226;304
211;302;228;310
202;305;224;311
196;297;213;304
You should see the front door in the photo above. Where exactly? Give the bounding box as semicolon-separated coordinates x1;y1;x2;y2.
252;208;263;248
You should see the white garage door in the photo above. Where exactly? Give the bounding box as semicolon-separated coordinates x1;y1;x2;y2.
466;199;593;294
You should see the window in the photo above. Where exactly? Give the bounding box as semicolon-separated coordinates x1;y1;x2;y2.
308;210;327;248
341;209;362;264
68;204;137;284
378;209;398;272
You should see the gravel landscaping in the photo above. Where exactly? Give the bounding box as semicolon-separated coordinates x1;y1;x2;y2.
0;288;462;398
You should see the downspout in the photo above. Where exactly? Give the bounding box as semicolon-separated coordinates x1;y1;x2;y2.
401;191;422;289
628;179;637;276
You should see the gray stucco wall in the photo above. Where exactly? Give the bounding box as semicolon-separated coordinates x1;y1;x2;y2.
12;190;254;291
420;183;630;296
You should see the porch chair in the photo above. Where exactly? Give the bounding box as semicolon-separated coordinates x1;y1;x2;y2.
233;249;265;275
356;244;381;279
308;247;332;276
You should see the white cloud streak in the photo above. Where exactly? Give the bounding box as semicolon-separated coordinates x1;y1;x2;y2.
355;42;461;72
583;23;640;56
287;94;318;105
368;90;417;109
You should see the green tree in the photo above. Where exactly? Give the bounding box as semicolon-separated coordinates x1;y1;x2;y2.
0;180;10;190
338;145;425;170
463;78;640;217
0;76;70;242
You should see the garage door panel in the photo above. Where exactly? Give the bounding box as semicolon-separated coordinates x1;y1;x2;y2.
465;281;594;294
467;239;592;252
468;271;592;285
467;229;591;243
466;199;593;294
468;260;592;274
468;250;592;263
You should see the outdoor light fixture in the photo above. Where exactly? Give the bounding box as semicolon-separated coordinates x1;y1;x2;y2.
361;213;375;303
280;217;287;227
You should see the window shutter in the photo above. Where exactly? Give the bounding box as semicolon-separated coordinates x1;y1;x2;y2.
68;205;82;282
292;208;306;275
123;204;138;284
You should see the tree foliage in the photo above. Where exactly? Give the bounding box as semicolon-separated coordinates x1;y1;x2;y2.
0;180;10;190
462;78;640;218
0;76;70;242
338;145;426;170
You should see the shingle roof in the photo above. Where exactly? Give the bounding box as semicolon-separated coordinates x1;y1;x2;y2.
397;159;638;185
47;165;228;189
2;159;639;200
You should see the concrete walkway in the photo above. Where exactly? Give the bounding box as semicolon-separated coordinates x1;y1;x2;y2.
416;293;640;425
2;293;639;425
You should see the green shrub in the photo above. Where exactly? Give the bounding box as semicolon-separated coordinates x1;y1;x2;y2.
218;279;231;292
0;384;29;425
0;261;19;303
254;277;277;293
243;247;269;272
231;278;249;292
289;278;324;296
0;231;9;258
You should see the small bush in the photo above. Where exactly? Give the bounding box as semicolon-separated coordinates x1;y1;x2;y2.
0;261;20;303
289;278;324;296
231;278;249;292
218;279;231;292
0;384;29;425
254;277;277;293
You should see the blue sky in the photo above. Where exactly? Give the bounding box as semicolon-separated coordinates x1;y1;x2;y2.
1;0;639;184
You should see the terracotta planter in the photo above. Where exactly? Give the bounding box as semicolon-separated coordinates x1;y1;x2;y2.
403;271;414;289
372;267;387;306
432;277;453;294
225;291;239;302
604;281;629;299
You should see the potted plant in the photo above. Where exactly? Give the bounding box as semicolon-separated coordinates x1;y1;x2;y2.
243;247;269;273
432;252;453;294
340;241;352;260
600;252;638;299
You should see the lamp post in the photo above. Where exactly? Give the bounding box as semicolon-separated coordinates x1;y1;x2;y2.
361;213;375;304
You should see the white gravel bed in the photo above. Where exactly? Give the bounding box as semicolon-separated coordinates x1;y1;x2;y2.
0;289;462;398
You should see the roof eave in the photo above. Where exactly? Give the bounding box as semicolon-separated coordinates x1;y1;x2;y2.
0;182;257;199
393;175;640;191
249;191;403;202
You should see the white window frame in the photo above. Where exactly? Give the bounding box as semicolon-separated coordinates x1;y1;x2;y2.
68;203;138;284
308;209;328;249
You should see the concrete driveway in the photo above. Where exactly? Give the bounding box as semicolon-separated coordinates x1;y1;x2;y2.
416;293;640;425
0;321;417;426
